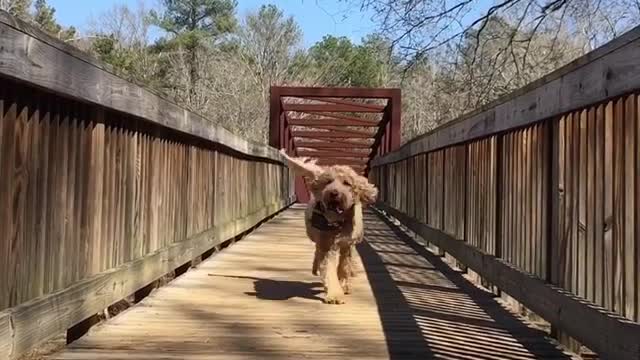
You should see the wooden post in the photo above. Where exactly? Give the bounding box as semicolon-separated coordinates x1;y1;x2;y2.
495;135;504;261
549;117;561;285
494;135;504;296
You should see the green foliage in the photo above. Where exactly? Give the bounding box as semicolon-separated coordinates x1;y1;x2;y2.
150;0;237;50
306;34;393;87
32;0;76;41
91;36;131;72
149;0;238;103
3;0;31;19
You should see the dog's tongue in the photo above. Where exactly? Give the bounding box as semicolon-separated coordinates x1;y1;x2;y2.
327;201;344;214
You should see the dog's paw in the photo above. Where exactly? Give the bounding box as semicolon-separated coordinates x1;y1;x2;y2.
324;295;345;305
342;284;352;295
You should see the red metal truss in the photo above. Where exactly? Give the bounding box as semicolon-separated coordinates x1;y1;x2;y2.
282;103;383;113
295;141;372;149
291;131;372;139
294;97;386;111
286;118;379;127
270;86;401;203
297;112;381;125
296;150;372;158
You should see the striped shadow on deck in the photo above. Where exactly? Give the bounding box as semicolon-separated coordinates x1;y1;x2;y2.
48;205;577;360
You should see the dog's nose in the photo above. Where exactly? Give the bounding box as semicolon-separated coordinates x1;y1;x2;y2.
329;190;339;198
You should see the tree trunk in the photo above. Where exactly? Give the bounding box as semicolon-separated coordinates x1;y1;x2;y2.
188;46;198;107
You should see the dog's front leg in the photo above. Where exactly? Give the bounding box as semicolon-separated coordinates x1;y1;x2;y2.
338;246;353;295
319;247;344;304
312;244;322;275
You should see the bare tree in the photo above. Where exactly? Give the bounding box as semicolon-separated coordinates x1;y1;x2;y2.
87;1;152;49
349;0;640;144
355;0;639;68
238;4;304;89
85;2;166;91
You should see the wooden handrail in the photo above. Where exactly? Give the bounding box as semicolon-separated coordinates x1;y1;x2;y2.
0;11;285;164
371;23;640;167
369;23;640;360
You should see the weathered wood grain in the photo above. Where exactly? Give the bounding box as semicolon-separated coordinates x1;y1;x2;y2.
636;94;640;323
375;203;640;360
586;108;595;303
604;102;614;310
613;99;625;315
1;90;17;309
622;95;636;320
0;312;11;357
0;198;293;360
0;15;285;164
0;89;5;308
0;16;296;358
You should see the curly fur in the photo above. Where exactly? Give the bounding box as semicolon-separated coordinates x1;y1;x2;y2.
280;149;378;304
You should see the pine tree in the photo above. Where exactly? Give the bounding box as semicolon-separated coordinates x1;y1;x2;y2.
32;0;76;41
151;0;237;103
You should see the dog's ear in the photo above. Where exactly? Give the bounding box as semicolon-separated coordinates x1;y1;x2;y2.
279;149;323;179
353;174;378;205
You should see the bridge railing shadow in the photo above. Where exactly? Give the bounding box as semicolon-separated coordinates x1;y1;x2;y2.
356;210;575;360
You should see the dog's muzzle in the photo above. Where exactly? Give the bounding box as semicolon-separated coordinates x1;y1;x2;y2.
324;190;346;215
311;203;344;231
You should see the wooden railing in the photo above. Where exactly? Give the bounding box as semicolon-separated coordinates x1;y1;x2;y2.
0;12;294;359
370;25;640;360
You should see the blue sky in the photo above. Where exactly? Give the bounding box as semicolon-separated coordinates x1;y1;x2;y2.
48;0;379;47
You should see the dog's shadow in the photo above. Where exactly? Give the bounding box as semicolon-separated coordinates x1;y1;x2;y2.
208;274;324;302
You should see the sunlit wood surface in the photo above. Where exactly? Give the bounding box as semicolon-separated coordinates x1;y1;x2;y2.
49;205;577;360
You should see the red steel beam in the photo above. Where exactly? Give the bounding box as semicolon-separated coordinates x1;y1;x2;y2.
302;137;374;146
269;87;282;148
274;86;398;99
292;131;373;139
304;126;377;136
301;112;381;124
296;150;371;158
287;118;379;127
297;137;373;145
389;89;401;150
282;103;383;113
295;141;372;149
322;163;367;168
301;97;386;111
316;158;369;165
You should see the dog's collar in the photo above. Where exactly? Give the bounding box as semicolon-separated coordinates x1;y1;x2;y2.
310;203;344;231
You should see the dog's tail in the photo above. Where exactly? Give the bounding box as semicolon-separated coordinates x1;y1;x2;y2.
279;149;323;179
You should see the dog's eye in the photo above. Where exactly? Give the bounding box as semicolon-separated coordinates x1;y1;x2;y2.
343;180;352;187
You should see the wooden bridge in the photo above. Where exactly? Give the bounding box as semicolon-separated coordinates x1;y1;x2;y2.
0;11;639;360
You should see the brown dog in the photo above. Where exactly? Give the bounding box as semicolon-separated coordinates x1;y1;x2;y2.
280;149;378;304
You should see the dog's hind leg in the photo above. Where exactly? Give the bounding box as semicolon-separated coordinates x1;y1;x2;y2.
320;247;344;304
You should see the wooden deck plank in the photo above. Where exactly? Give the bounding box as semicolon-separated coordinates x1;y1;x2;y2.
48;206;576;360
